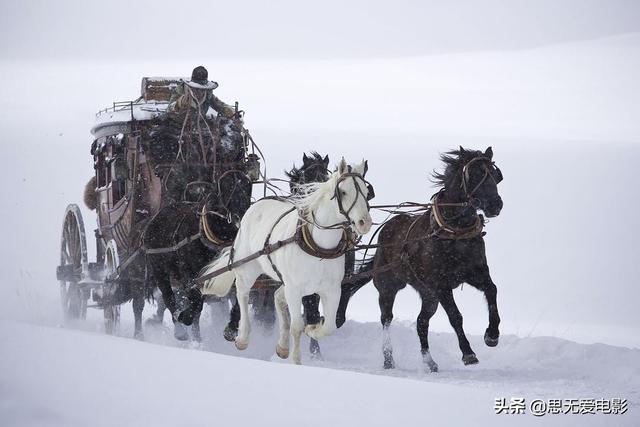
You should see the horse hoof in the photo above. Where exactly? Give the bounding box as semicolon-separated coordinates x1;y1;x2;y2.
304;324;321;339
383;359;395;370
223;325;238;342
428;363;439;373
484;330;499;347
235;339;248;351
276;344;289;359
177;311;194;326
309;342;323;361
174;324;189;341
462;353;479;365
134;331;144;341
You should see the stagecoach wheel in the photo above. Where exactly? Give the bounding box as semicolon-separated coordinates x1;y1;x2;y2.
59;204;89;320
103;240;121;335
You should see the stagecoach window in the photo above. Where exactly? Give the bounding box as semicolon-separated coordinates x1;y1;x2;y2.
112;178;126;202
96;155;107;188
112;157;127;181
105;158;112;187
108;155;126;202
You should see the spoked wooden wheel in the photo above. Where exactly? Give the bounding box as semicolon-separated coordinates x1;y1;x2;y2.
58;204;89;320
103;240;121;335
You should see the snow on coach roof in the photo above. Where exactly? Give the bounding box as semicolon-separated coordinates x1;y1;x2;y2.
92;100;169;134
91;77;184;136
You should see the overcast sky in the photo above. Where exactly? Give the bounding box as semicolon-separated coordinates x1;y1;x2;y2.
2;0;640;60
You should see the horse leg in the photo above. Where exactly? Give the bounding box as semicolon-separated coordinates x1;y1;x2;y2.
224;294;240;342
274;286;290;359
153;291;166;323
132;281;145;340
302;294;322;359
149;257;186;341
376;280;401;369
336;250;357;328
439;287;478;365
416;293;439;372
191;313;202;343
305;288;338;340
234;272;256;351
284;285;305;365
467;272;501;347
177;287;204;326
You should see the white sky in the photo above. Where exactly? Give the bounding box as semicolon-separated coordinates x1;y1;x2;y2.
1;0;640;60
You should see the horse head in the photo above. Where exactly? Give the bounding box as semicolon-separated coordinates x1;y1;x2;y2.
334;158;374;235
435;146;503;218
286;152;330;194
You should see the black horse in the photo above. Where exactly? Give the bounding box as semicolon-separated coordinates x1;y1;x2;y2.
142;113;252;341
338;147;503;371
223;152;334;357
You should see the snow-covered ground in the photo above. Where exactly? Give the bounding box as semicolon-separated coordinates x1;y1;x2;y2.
1;17;639;426
1;313;637;427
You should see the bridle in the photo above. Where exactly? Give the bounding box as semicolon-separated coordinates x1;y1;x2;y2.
461;156;503;206
332;167;375;227
429;155;502;239
301;167;375;232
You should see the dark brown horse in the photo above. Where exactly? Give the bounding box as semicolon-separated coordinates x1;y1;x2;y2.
143;113;252;341
338;147;503;371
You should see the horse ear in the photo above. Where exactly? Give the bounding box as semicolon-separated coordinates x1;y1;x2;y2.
363;160;369;177
484;146;493;159
303;153;310;165
459;145;466;154
338;157;348;175
323;154;329;167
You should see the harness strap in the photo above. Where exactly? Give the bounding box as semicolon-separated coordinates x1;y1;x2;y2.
194;233;297;285
144;233;203;254
264;207;296;284
430;193;485;240
200;206;226;245
296;220;351;259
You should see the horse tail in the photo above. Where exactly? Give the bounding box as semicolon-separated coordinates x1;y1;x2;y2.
200;247;235;297
83;176;97;210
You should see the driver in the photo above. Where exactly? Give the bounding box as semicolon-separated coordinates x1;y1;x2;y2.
169;66;237;120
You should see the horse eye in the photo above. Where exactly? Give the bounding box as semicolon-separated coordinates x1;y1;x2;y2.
341;190;347;196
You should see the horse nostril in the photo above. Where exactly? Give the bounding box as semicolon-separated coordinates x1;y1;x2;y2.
358;219;365;227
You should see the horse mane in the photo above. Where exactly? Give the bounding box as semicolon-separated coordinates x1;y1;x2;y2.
431;147;483;187
288;169;340;218
285;151;325;181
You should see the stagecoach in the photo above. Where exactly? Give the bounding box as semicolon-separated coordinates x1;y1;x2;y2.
56;77;276;334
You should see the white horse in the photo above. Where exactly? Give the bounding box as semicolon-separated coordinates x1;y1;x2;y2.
200;158;373;364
